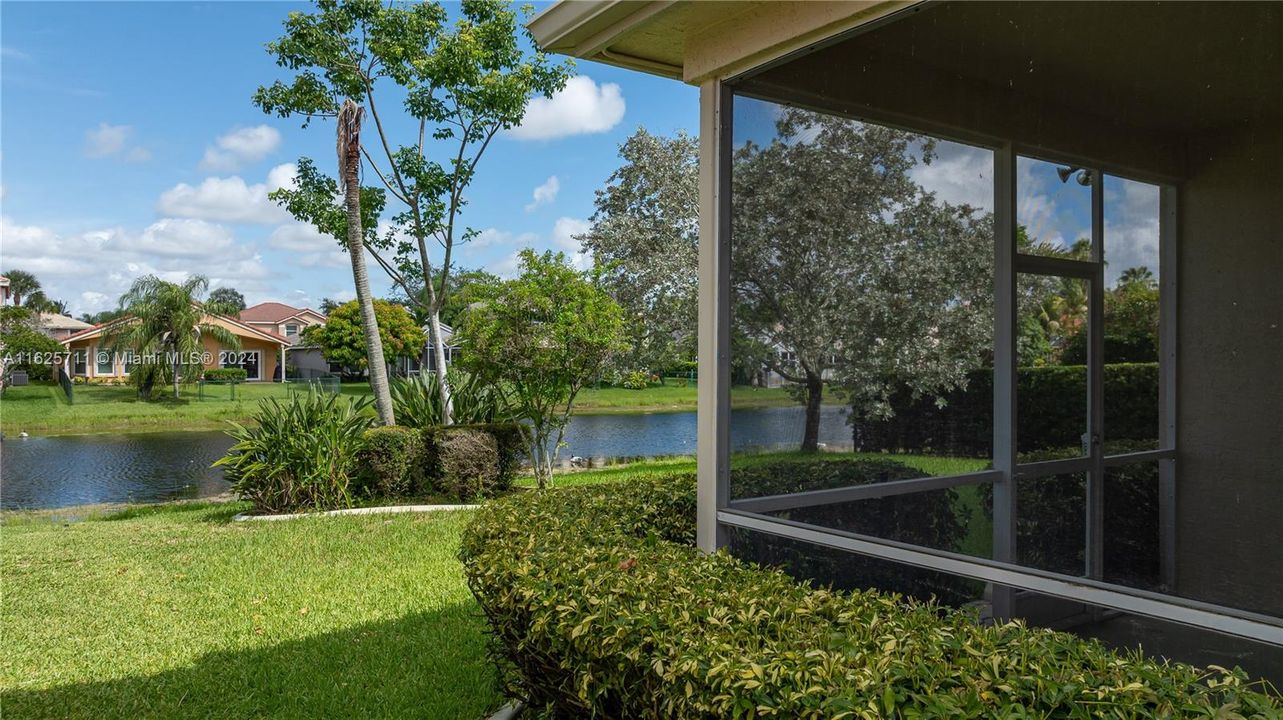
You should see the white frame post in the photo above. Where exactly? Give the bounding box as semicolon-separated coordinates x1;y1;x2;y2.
696;79;732;553
991;142;1018;618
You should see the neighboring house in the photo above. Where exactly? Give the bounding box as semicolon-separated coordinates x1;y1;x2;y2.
531;1;1283;680
61;311;290;382
239;302;329;378
0;276;10;304
395;322;460;377
39;313;93;340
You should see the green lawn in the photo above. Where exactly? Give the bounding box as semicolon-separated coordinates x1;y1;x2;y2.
0;381;806;434
0;503;499;719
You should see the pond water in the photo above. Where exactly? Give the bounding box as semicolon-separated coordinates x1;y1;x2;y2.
0;406;852;510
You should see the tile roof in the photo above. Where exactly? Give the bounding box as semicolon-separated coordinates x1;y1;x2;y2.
239;302;307;324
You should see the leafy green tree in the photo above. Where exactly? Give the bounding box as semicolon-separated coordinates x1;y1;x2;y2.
303;299;425;378
106;275;241;400
207;287;247;314
456;250;627;488
255;0;571;424
318;298;341;316
79;308;129;325
581;128;699;374
0;306;64;383
733;107;991;450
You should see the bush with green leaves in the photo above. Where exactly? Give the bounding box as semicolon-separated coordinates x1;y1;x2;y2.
203;367;248;382
423;423;530;501
215;391;374;514
620;369;653;389
357;425;425;498
461;473;1281;718
732;458;975;604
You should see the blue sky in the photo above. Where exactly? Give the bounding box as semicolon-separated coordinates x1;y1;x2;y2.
0;1;698;316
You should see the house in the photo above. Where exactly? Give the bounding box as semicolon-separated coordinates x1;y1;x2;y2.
239;302;328;378
532;1;1283;680
38;313;93;340
395;322;459;377
61;311;290;382
0;276;9;304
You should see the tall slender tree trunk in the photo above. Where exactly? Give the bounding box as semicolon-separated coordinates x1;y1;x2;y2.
801;370;823;452
172;343;181;400
338;100;395;426
427;310;453;423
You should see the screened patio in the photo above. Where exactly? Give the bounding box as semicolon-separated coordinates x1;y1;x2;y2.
697;1;1282;681
531;0;1283;683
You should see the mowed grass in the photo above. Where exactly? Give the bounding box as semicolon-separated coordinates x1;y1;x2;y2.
0;382;374;435
0;502;499;719
1;381;804;434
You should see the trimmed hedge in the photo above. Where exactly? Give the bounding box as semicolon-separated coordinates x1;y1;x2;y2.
731;458;975;604
358;426;424;498
204;367;248;382
855;363;1159;457
461;474;1281;718
357;422;528;502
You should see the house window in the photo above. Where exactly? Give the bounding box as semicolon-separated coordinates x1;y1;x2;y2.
95;348;115;376
285;324;299;338
73;351;87;376
221;350;261;381
327;362;343;374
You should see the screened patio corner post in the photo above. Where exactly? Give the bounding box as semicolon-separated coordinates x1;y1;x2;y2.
695;78;732;554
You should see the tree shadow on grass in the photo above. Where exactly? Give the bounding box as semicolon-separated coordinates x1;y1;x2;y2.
101;501;245;524
3;606;500;719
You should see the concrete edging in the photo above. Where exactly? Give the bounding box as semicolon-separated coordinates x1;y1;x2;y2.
487;701;525;720
232;504;479;522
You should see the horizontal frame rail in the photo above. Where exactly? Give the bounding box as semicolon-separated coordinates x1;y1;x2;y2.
1014;253;1097;279
718;509;1283;645
728;470;1000;514
1014;449;1175;479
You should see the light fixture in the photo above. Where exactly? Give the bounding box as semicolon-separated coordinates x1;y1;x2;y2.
1056;165;1094;186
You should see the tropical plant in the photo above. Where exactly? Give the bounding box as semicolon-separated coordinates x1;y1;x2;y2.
1;269;41;307
390;367;513;427
255;0;571;425
106;275;241;400
215;391;375;514
456;250;627;488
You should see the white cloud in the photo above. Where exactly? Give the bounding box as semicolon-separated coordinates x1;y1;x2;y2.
552;216;593;270
910;142;994;211
1103;178;1160;285
156;163;296;224
470;227;539;249
524;175;560;211
84;123;148;162
508;76;625;141
201;125;282;171
0;215;270;316
269;222;348;267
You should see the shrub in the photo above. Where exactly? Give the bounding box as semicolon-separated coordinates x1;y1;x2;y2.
424;426;500;501
357;425;424;498
621;369;652;389
215;391;374;514
731;458;974;604
203;367;248;382
461;475;1282;719
854;363;1159;457
390;368;513;427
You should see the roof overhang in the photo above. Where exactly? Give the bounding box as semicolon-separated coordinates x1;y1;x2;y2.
527;0;922;83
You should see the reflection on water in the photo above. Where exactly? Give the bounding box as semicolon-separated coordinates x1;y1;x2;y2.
1;405;853;510
1;432;235;510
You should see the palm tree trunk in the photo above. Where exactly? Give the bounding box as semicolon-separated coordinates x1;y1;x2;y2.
172;345;181;400
338;100;395;426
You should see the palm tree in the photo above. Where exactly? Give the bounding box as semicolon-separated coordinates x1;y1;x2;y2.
337;99;395;426
2;269;41;306
107;275;240;400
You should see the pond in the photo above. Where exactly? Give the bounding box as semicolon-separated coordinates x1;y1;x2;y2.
0;406;852;510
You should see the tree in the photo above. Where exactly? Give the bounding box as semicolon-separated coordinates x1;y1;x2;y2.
0;305;63;384
80;309;129;325
318;298;341;316
303;299;425;379
106;275;241;400
732;108;992;451
580;128;699;373
255;0;570;424
2;269;41;307
456;250;627;489
207;287;247;314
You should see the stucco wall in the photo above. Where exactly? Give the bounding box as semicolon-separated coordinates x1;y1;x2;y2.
1175;126;1283;618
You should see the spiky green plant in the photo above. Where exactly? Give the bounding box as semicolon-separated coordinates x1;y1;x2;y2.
215;390;375;514
390;367;513;427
